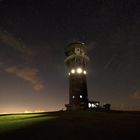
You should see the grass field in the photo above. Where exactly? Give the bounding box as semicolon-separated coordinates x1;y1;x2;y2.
0;110;140;140
0;113;57;134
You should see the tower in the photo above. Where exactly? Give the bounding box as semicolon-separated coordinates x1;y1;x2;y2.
65;42;90;110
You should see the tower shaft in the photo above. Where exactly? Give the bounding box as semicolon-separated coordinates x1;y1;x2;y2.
69;74;88;106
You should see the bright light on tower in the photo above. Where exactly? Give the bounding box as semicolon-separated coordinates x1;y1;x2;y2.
77;68;82;74
83;70;87;74
71;69;75;74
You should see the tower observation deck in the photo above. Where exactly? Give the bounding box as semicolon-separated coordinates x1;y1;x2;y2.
64;42;90;110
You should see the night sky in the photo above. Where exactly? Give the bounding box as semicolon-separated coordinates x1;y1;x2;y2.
0;0;140;113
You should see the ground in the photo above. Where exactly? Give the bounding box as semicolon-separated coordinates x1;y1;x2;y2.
0;110;140;140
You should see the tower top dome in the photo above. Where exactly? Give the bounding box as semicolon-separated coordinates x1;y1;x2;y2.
66;42;87;50
65;42;87;56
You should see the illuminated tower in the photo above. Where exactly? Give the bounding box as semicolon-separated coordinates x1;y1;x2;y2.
65;42;90;110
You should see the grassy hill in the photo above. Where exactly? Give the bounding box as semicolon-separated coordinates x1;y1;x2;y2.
0;110;140;140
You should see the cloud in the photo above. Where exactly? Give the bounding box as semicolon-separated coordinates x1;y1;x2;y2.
0;31;44;91
129;90;140;100
0;31;31;55
0;65;44;91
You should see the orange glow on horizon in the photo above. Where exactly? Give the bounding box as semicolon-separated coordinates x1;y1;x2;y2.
0;110;46;115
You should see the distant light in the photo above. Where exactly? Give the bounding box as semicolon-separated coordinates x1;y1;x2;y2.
68;72;70;75
77;68;82;74
72;96;75;99
24;110;32;113
83;70;87;74
80;95;82;98
34;110;45;113
71;69;75;74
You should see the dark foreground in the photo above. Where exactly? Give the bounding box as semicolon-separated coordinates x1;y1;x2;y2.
0;110;140;140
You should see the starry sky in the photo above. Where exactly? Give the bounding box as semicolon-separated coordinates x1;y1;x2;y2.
0;0;140;113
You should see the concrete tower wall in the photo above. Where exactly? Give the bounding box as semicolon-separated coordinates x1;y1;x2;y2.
69;74;88;105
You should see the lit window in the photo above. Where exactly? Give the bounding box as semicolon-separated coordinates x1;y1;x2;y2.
72;96;75;99
71;69;75;74
77;68;82;74
80;95;82;98
88;103;91;108
83;70;87;74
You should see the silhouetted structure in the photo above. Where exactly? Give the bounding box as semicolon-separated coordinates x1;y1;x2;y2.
65;42;89;110
103;104;111;111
